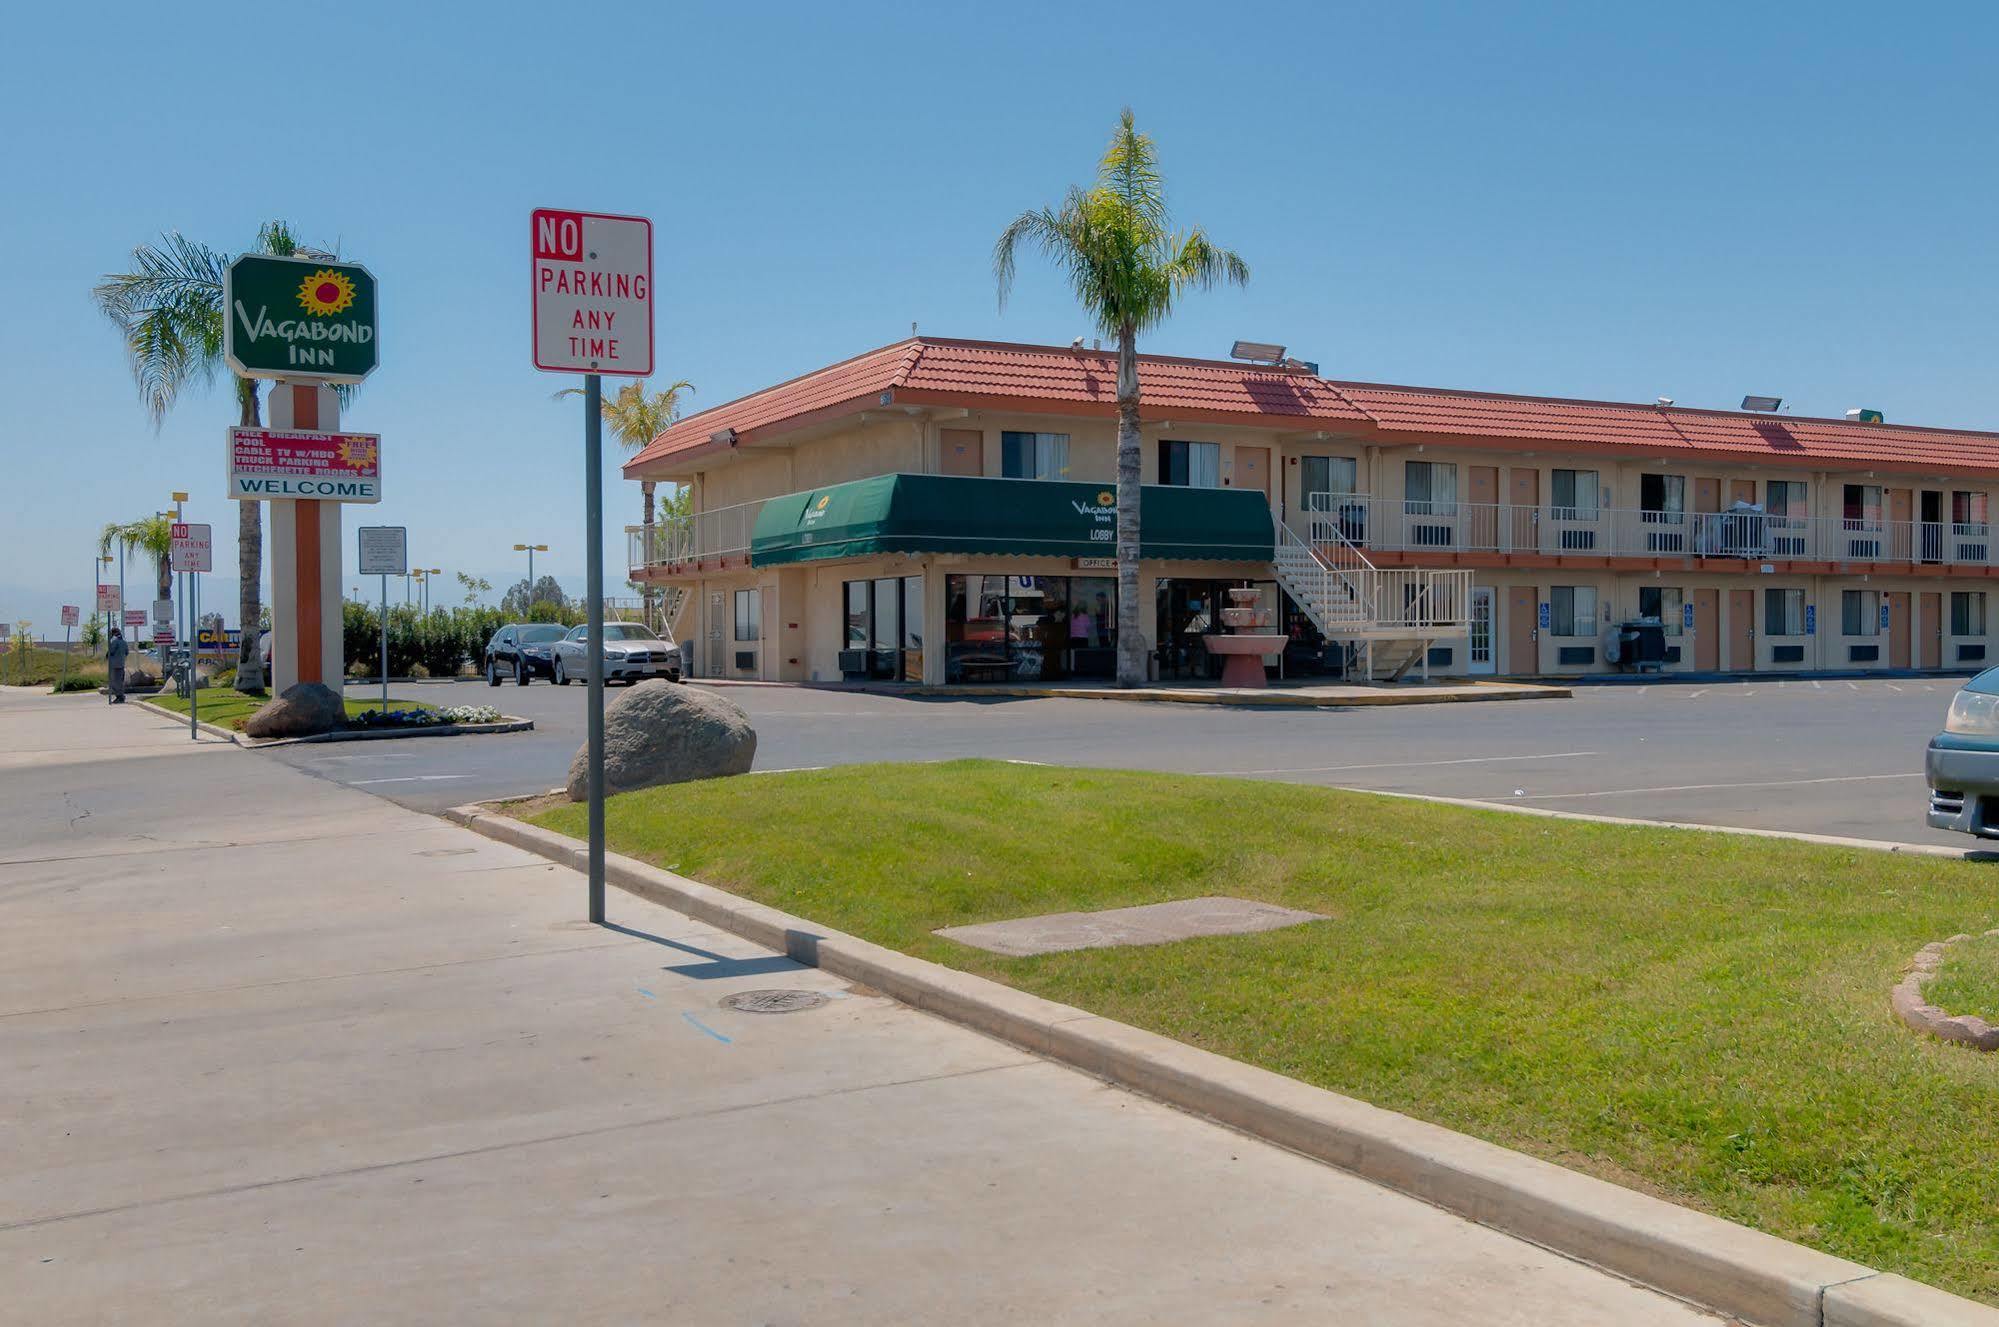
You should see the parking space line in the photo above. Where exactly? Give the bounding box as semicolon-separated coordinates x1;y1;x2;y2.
349;775;472;785
1202;751;1598;776
1513;771;1920;801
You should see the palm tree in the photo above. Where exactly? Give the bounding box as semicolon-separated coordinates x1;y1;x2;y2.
995;108;1248;687
92;221;320;693
99;515;175;607
554;377;696;626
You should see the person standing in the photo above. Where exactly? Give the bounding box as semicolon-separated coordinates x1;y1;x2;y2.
106;628;128;704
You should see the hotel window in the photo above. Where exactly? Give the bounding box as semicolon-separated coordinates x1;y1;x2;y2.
1843;484;1884;528
1843;589;1880;637
1550;469;1599;519
1640;474;1686;551
1300;455;1358;506
1953;491;1989;532
1764;588;1805;637
1001;431;1070;480
1953;591;1987;637
844;577;924;662
1158;439;1221;488
1549;585;1597;637
732;589;761;642
1766;481;1808;555
1639;585;1684;636
1404;461;1458;515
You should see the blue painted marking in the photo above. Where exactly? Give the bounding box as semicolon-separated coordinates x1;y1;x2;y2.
681;1011;733;1044
636;988;657;1000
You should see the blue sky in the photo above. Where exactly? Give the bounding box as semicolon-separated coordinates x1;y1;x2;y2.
3;1;1995;633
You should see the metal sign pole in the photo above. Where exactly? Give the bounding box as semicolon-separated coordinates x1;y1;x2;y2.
59;624;71;692
190;571;199;737
585;372;606;924
380;574;389;711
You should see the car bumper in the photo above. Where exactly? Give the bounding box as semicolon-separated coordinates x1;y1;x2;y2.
520;656;556;677
1925;737;1999;836
604;659;680;681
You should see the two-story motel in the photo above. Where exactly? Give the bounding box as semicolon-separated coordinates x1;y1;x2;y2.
625;336;1999;686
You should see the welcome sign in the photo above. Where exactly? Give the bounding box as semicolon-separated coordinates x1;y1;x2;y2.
228;427;382;502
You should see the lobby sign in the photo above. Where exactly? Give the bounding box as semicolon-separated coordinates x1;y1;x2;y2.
170;522;213;573
224;254;379;382
530;208;653;375
228;428;382;502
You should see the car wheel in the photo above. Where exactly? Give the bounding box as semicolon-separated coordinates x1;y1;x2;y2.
516;660;529;686
554;659;569;685
486;658;500;687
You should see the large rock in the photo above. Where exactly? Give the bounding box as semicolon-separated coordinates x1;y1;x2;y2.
567;680;756;800
244;682;346;739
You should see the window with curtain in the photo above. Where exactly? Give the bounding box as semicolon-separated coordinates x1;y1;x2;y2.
1551;469;1599;519
732;589;761;642
1639;585;1685;636
1953;591;1987;636
1404;461;1458;515
1844;484;1884;527
1766;480;1806;517
1158;439;1221;488
1550;585;1597;637
1843;589;1880;636
1640;474;1685;514
1953;491;1990;532
1764;588;1805;636
1300;455;1358;508
1000;432;1070;480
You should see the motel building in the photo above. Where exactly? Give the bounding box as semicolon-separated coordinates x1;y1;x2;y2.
625;337;1999;686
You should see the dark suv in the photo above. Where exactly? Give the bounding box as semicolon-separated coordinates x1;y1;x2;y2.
483;623;568;686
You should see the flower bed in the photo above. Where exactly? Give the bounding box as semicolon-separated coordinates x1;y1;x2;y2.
345;703;505;730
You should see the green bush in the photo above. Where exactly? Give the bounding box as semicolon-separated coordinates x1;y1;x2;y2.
52;675;99;693
342;604;512;678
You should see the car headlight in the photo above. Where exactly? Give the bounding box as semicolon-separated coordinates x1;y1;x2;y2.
1945;690;1999;736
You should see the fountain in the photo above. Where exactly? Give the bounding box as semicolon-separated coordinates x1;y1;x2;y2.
1201;586;1285;688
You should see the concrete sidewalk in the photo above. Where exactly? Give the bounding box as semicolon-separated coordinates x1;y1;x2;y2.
0;688;1712;1325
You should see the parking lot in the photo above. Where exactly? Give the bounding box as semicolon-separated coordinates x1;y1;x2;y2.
262;675;1976;849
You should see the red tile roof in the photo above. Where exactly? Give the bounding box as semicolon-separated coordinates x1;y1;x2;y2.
625;337;1999;478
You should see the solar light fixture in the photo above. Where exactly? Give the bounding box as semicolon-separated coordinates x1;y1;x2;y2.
710;427;740;446
1741;395;1783;412
1230;340;1286;364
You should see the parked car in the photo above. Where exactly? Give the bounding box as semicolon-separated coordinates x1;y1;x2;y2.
483;623;569;686
1926;668;1999;837
551;622;682;685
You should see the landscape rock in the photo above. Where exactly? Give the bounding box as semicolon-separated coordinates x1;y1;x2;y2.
567;679;755;800
244;682;346;739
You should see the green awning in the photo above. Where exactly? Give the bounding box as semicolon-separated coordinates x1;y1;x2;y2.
749;474;1273;567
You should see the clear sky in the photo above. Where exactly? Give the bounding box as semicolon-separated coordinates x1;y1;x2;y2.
3;1;1995;633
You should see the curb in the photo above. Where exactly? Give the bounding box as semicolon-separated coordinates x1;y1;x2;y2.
130;699;533;747
132;698;241;744
442;802;1999;1327
897;683;1572;708
1891;931;1999;1050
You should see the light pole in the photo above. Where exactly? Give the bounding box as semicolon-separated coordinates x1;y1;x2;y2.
513;544;548;604
422;568;441;615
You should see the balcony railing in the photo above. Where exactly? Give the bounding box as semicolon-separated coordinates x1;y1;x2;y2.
1304;494;1995;567
628;498;765;573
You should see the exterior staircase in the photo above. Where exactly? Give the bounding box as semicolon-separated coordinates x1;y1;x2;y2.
1272;513;1474;682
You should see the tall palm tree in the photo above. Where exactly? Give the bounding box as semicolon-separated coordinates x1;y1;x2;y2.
92;221;318;693
99;515;175;606
995;108;1248;687
554;377;695;625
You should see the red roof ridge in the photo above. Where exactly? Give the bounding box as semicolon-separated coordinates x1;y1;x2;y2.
638;336;920;445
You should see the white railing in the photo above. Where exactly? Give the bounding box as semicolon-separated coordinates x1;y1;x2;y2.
1304;493;1994;567
627;498;766;573
1274;515;1471;639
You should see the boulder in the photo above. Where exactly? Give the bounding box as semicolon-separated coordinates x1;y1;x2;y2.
567;679;755;800
244;682;346;739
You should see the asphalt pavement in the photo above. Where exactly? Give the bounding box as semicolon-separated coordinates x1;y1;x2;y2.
265;674;1972;847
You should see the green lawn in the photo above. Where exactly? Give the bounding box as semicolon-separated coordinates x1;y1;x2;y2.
528;760;1999;1302
1927;931;1999;1024
2;646;107;688
147;691;413;730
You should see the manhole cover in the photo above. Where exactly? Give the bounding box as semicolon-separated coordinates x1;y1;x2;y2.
721;989;829;1015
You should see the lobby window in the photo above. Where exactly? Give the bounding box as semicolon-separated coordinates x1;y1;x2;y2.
1549;585;1597;637
1403;460;1458;516
1843;589;1880;637
1158;439;1221;488
1550;469;1599;519
1953;491;1990;533
1953;591;1987;637
1765;588;1805;637
733;589;760;642
1001;431;1070;480
1639;585;1684;636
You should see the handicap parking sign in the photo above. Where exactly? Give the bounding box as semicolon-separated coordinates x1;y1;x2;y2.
1880;602;1891;630
1537;601;1550;629
1804;604;1816;635
1682;602;1695;630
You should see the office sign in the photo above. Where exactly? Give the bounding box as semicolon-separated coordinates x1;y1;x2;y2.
530;208;654;375
170;522;213;573
358;525;408;576
224;254;379;382
229;427;382;502
96;585;121;614
61;605;79;628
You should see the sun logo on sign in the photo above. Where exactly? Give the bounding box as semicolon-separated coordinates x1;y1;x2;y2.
815;496;831;511
297;269;356;317
1097;491;1114;505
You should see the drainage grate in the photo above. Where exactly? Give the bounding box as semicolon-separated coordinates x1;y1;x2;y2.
721;989;829;1015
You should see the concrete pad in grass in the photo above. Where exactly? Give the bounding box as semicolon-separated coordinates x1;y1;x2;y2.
936;895;1326;957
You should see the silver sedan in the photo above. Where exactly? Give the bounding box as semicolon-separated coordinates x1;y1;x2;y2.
551;623;683;686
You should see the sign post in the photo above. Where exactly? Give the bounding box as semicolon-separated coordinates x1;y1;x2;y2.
358;526;407;712
532;207;654;925
172;523;212;738
59;605;77;692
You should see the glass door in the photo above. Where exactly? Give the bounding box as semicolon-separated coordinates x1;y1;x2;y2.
1468;587;1496;674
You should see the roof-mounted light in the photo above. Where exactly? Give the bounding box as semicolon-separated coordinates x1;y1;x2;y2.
1741;395;1783;413
1230;340;1286;364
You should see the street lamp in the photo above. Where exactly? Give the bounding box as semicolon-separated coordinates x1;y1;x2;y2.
513;543;548;594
